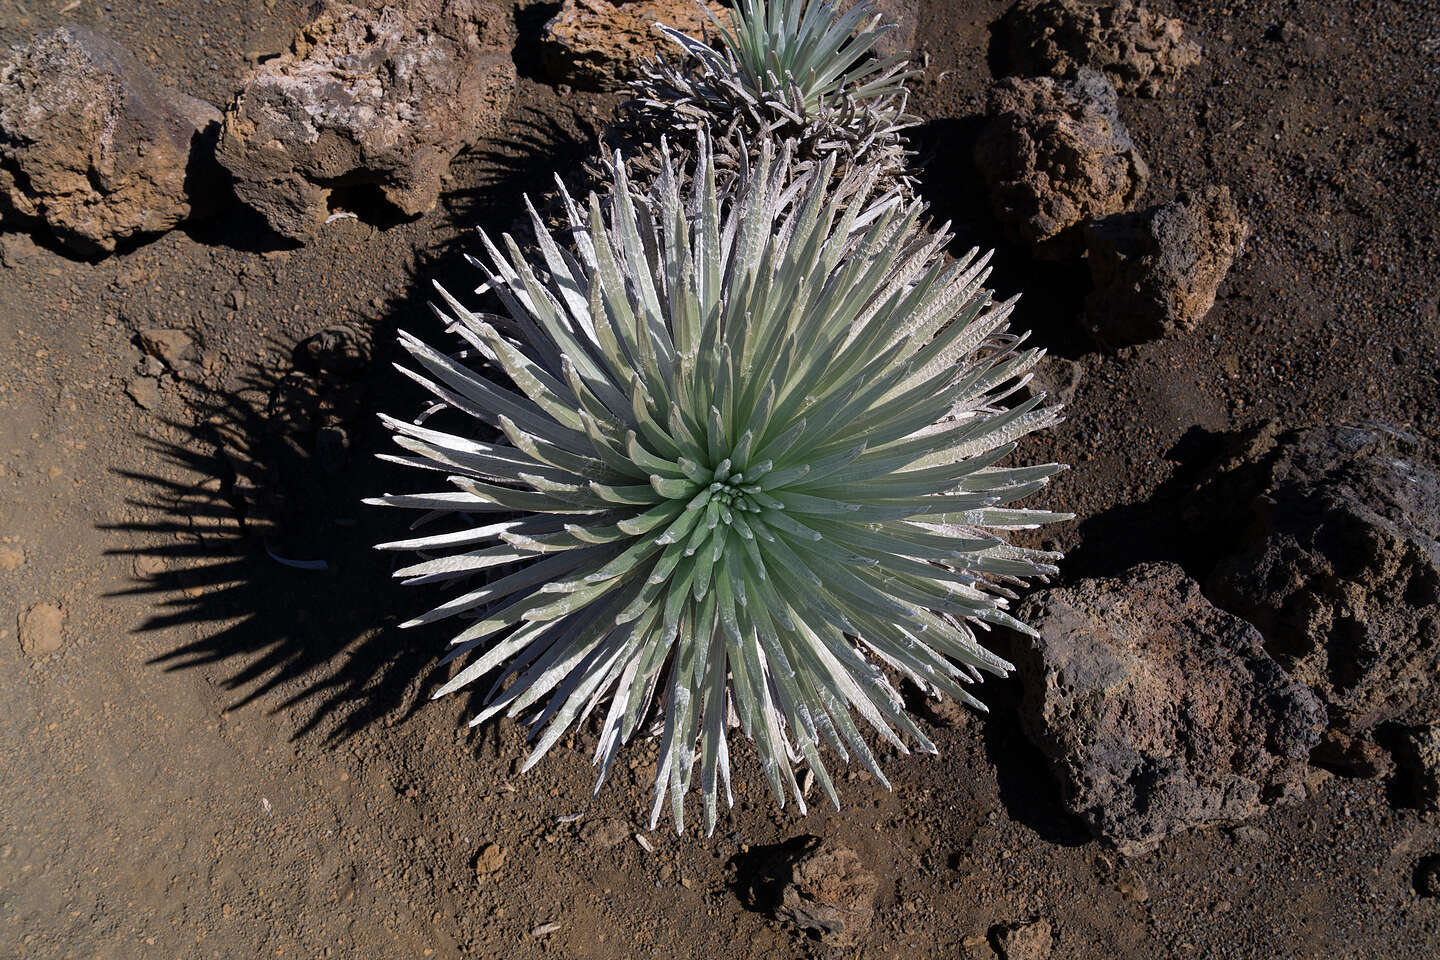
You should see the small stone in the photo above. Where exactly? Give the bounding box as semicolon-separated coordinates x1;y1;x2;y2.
1084;185;1250;345
132;554;166;578
473;843;506;878
994;919;1052;960
580;818;630;848
1003;0;1202;97
0;544;24;571
18;603;65;658
1230;825;1269;845
541;0;728;91
974;69;1148;255
775;839;878;946
137;327;194;370
125;376;161;410
1018;356;1084;408
0;233;42;268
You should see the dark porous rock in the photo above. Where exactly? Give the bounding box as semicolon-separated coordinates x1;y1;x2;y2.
1084;185;1249;345
974;69;1148;256
541;0;728;92
0;27;220;255
775;838;879;946
1003;0;1202;97
1395;724;1440;810
1203;422;1440;742
217;0;516;241
1009;562;1325;854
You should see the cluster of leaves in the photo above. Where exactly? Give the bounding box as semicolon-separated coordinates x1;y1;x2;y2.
371;1;1069;833
620;0;915;182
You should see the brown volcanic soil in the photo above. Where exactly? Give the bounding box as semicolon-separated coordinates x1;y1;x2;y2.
1;1;1437;957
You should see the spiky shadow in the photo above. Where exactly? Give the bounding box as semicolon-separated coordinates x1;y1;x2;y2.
101;332;441;743
100;94;604;744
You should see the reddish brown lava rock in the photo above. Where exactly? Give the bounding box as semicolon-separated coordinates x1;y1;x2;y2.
1004;0;1202;97
775;838;879;946
1008;562;1325;853
541;0;729;91
0;27;219;255
1084;185;1250;345
216;0;516;241
974;69;1148;255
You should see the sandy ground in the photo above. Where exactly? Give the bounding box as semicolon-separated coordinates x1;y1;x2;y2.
1;0;1437;957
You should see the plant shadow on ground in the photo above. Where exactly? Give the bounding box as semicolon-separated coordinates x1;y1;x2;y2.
101;97;599;745
103;334;432;743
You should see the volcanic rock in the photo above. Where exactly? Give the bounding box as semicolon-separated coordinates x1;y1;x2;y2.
995;919;1053;960
216;0;516;241
1003;0;1202;97
18;602;65;658
0;27;219;255
541;0;728;91
974;69;1148;255
1395;724;1440;811
1008;562;1325;853
1084;185;1249;345
775;839;879;946
1204;422;1440;740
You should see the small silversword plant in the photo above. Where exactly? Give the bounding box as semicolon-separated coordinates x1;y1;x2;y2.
369;136;1067;834
624;0;915;179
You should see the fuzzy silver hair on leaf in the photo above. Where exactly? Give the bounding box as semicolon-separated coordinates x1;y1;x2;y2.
368;134;1069;835
621;0;916;180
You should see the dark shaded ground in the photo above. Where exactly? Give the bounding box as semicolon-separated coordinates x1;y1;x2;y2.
1;0;1437;957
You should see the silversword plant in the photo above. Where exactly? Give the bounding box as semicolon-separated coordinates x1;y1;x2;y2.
369;136;1068;833
623;0;915;179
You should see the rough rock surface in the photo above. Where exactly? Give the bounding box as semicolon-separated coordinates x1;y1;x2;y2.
974;69;1148;254
541;0;728;92
1009;563;1326;853
216;0;516;241
995;919;1053;960
1396;724;1440;811
1084;185;1249;345
1003;0;1202;97
775;839;879;946
0;28;219;255
1203;422;1440;740
18;602;65;658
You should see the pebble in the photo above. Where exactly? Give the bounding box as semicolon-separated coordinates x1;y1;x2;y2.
137;327;193;370
125;376;161;410
18;603;64;658
995;918;1052;960
0;544;25;571
473;843;506;878
579;817;630;848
